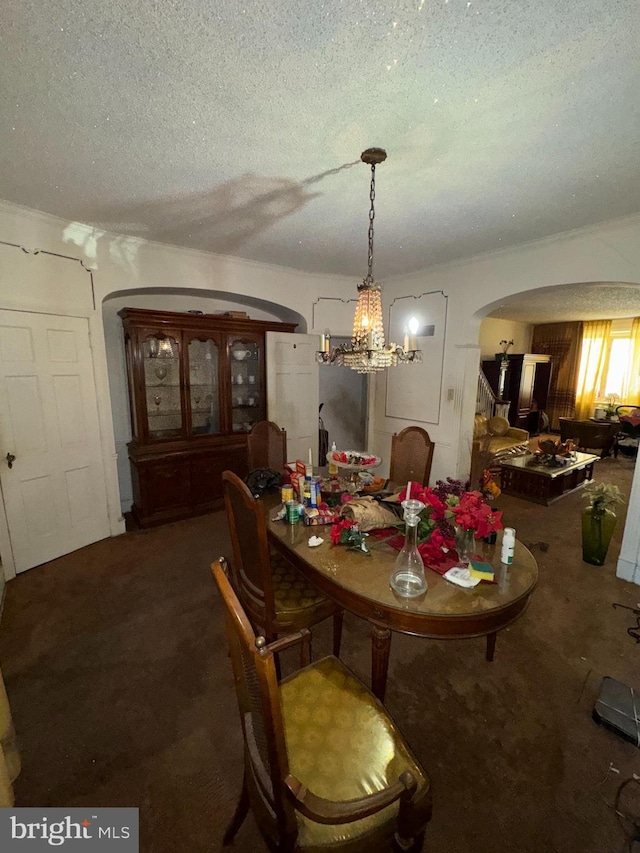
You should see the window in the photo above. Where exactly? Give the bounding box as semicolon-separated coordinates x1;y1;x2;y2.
578;319;635;402
602;336;632;398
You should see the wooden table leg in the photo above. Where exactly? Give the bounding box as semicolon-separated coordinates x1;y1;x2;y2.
486;631;497;662
371;625;392;701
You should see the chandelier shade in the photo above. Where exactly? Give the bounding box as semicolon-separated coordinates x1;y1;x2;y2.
317;148;421;373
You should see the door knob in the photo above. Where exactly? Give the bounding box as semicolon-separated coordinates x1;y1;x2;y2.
6;452;15;469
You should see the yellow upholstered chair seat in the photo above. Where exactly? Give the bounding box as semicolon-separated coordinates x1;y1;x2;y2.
271;549;328;614
281;656;430;847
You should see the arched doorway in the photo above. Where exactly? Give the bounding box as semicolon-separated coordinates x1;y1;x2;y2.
474;280;640;583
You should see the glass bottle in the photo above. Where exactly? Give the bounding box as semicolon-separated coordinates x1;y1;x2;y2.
328;441;339;477
390;499;427;598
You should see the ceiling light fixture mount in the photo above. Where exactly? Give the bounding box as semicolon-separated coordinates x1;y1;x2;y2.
316;148;422;373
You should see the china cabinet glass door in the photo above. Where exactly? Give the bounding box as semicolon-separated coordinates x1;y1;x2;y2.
143;333;183;439
228;335;263;434
187;336;221;436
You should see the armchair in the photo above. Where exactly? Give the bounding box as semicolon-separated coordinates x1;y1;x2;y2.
471;415;529;486
473;415;529;456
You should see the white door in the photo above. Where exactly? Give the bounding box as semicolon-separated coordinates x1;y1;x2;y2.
266;332;319;464
0;311;110;572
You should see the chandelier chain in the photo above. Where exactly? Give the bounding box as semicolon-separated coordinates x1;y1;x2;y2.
366;164;376;283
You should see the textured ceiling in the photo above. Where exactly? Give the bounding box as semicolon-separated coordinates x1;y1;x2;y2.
1;0;640;278
487;282;640;324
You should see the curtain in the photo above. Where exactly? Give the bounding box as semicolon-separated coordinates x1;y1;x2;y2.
0;667;20;806
624;317;640;403
531;322;583;430
575;320;612;420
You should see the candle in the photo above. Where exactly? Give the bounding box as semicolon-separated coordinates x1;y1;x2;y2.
324;329;331;353
319;333;326;352
403;329;409;352
308;448;313;465
409;335;417;351
367;331;374;350
406;481;412;500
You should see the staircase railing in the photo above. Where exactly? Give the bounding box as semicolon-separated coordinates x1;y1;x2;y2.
477;368;510;420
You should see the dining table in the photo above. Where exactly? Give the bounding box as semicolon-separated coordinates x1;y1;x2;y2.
266;493;538;701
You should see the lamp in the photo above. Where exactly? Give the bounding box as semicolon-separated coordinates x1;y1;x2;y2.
316;148;422;374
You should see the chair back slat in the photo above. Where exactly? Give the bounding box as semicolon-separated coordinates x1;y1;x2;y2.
247;421;287;472
222;471;276;636
389;426;434;487
212;560;295;842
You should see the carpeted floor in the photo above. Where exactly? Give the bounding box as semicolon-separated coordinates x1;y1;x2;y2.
1;453;639;852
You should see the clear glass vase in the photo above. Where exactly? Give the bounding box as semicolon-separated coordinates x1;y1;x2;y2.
581;507;617;566
454;526;475;566
390;499;427;598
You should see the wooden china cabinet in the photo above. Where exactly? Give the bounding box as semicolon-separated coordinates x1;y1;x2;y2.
119;308;296;527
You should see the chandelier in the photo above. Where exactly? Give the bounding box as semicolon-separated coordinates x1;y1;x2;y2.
316;148;422;374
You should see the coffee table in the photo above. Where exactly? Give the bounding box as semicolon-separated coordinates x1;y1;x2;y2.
499;451;598;505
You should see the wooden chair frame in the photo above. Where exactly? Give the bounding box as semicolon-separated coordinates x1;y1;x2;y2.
212;559;430;852
222;470;342;655
389;427;434;488
247;420;287;472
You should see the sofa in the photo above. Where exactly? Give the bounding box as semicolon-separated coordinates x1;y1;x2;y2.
474;415;530;456
471;415;529;486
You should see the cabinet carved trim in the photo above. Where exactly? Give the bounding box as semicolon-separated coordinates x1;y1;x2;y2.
119;308;296;527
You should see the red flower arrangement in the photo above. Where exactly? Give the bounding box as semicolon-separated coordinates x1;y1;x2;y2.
329;517;370;554
330;517;357;545
398;479;503;566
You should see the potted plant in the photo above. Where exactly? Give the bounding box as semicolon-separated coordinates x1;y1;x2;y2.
581;482;624;565
604;393;619;420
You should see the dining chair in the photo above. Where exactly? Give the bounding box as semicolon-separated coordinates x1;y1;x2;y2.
212;558;432;852
222;470;342;657
389;426;434;487
247;420;287;472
